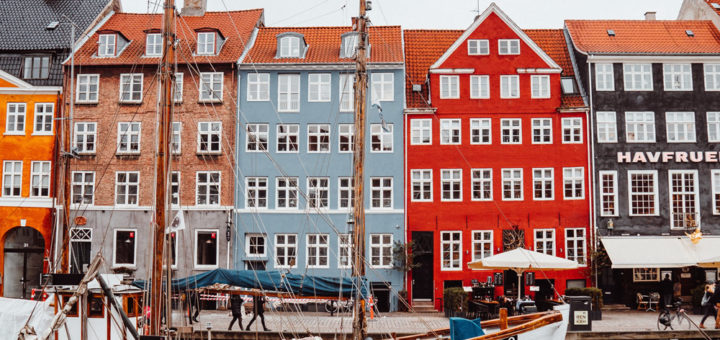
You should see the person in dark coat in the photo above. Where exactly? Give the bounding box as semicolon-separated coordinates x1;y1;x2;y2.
228;294;244;331
187;290;200;324
245;294;269;331
699;283;717;329
660;274;673;309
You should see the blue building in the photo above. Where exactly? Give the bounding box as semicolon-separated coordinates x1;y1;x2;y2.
235;26;405;311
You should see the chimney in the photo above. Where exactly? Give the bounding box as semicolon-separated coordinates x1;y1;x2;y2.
644;11;656;20
182;0;207;16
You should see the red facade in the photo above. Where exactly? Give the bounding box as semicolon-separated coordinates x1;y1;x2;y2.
404;5;590;309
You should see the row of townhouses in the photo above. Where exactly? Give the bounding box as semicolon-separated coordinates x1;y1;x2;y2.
2;0;720;312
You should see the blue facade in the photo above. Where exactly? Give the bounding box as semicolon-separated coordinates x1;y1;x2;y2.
234;65;405;311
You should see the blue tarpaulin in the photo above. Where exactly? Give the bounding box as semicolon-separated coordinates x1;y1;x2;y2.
449;317;485;340
132;269;363;298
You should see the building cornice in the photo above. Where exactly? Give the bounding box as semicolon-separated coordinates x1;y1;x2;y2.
237;62;403;71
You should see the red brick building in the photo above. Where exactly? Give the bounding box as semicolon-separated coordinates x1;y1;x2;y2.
403;4;590;310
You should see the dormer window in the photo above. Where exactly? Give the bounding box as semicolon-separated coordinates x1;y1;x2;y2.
277;33;306;58
146;33;162;56
197;32;216;55
341;32;359;58
561;77;577;94
98;34;116;57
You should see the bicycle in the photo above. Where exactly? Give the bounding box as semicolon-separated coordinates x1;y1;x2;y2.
657;300;692;330
325;298;354;315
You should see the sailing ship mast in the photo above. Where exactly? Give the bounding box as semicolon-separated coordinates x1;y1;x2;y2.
351;0;369;339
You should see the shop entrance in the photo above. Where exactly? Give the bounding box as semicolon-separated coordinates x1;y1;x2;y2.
3;227;45;298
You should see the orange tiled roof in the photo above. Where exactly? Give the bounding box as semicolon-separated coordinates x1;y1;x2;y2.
565;20;720;54
706;0;720;15
243;26;403;64
72;10;263;66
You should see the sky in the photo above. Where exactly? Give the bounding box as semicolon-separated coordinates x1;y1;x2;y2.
120;0;683;29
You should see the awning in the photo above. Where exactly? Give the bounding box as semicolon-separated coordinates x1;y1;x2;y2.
599;236;720;269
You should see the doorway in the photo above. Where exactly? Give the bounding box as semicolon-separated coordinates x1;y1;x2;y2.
503;270;523;298
411;231;433;300
3;227;45;298
371;282;391;313
535;279;555;311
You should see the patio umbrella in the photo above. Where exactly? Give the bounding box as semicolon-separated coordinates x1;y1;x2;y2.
467;247;579;299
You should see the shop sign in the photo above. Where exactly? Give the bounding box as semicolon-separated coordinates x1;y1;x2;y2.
617;151;720;164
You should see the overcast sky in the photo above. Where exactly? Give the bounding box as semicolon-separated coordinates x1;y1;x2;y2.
121;0;683;29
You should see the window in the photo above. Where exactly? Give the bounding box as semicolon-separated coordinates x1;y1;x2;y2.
246;234;266;257
498;39;520;55
599;171;618;216
370;177;393;209
276;177;298;209
247;73;270;101
440;75;459;99
625;112;656;143
308;73;331;102
306;234;329;268
113;230;136;266
533;168;554;200
565;228;586;265
195;230;218;268
561;78;576;94
468;39;489;55
341;34;358;58
472;231;493;261
500;75;519;98
279;36;302;58
471;169;492;201
633;268;660;282
246;177;267;209
170;172;179;206
531;75;550;98
561;118;582;144
470;118;491;144
713;171;720;214
595;63;615;91
623;64;653;91
411;169;432;202
199;72;223;101
119;74;143;103
30;161;51;197
669;170;699;229
5;103;25;134
277;124;299;152
307;177;329;209
666;112;696;143
197;32;216;55
371;124;393;152
628;170;658;216
98;34;116;57
76;74;99;103
339;74;354;111
338;124;354;152
704;64;720;91
308;124;330;153
440;119;460;145
145;33;162;56
278;74;300;112
371;73;394;102
563;167;584;200
245;123;267;152
338;177;354;209
171;122;181;154
502;168;523;201
441;169;462;202
196;171;220;205
69;228;92;274
534;229;555;256
72;171;95;204
115;172;139;205
23;56;50;79
198;122;222;153
596;112;617;143
117;122;141;154
441;231;461;270
370;234;393;268
174;73;183;102
33;103;53;135
663;64;692;91
531;118;552;144
410;119;431;145
338;234;352;268
500;119;521;144
470;75;490;99
2;161;21;197
708;112;720;142
275;234;297;268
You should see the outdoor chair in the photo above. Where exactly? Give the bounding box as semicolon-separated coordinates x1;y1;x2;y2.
636;292;649;311
468;300;491;320
647;292;660;312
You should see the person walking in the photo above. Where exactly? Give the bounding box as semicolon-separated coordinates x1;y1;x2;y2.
660;274;673;309
245;294;269;331
188;290;200;323
228;294;244;331
699;283;716;329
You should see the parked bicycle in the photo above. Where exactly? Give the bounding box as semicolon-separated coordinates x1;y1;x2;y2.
325;298;353;314
657;300;692;330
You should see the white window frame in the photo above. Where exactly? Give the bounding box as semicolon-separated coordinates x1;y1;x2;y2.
98;34;116;57
307;177;329;209
5;103;26;135
501;168;523;201
2;161;22;197
114;171;139;206
306;234;330;268
277;124;299;153
563;167;584;200
369;234;393;268
565;228;586;265
500;118;521;144
623;63;653;91
531;118;552;144
170;171;180;206
197;121;222;154
665;112;696;143
498;39;520;55
73;122;97;154
712;170;720;215
117;122;141;154
595;63;615;91
668;170;700;230
628;170;659;216
633;268;660;282
531;75;550;98
599;171;618;217
467;39;489;55
561;117;583;144
411;169;432;202
276;177;299;210
500;75;519;98
145;33;162;56
370;124;393;152
275;234;298;268
279;36;302;58
470;118;491;145
338;124;354;153
338;234;352;269
440;119;461;145
440;75;460;99
196;171;221;206
625;112;656;143
370;177;393;209
119;73;143;103
30;161;51;197
371;73;394;102
470;75;490;99
197;32;216;55
534;229;555;256
76;74;99;103
112;229;137;267
532;168;554;201
33;103;54;135
194;229;219;269
199;72;223;102
410;119;432;145
245;123;268;153
440;231;462;271
308;124;331;153
471;230;493;262
174;72;183;103
704;64;720;91
71;171;95;205
245;234;267;257
338;177;354;209
171;122;181;154
245;177;268;209
471;168;492;201
278;74;300;112
339;74;355;111
596;111;617;143
247;73;270;101
708;112;720;142
308;73;331;102
441;169;462;202
663;64;692;91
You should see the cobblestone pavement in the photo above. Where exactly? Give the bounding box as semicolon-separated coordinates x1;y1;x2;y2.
592;309;710;332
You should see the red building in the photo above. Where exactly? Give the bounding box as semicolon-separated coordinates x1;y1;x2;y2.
403;4;590;310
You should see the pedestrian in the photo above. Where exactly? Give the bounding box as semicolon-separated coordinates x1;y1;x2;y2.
228;294;244;331
699;283;716;329
660;274;673;309
188;290;200;323
245;294;269;331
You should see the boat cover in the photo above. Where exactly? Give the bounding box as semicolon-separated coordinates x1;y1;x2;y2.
449;317;485;340
132;269;363;297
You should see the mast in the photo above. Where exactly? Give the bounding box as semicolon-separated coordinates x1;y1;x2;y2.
351;0;369;339
59;24;75;274
150;0;175;334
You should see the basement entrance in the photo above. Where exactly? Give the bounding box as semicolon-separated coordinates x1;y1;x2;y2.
3;227;44;298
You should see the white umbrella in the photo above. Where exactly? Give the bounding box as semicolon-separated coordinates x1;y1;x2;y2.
467;247;579;299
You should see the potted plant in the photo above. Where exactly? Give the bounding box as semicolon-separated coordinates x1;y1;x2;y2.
443;287;468;318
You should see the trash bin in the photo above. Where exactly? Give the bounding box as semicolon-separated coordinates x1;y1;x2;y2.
565;296;592;331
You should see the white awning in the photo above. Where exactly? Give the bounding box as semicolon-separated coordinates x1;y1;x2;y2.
601;236;720;269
